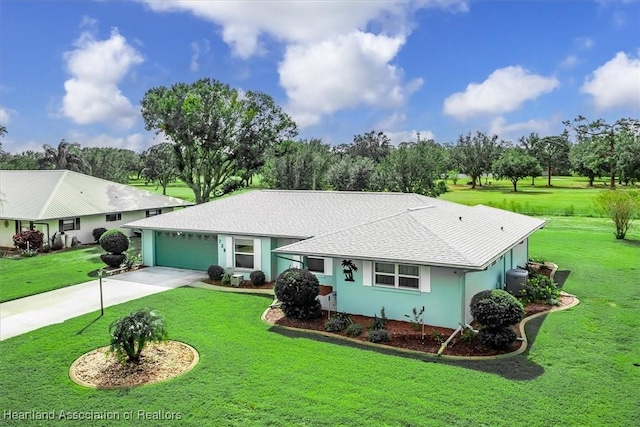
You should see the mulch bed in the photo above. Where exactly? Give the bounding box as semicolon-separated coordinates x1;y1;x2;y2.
266;295;574;357
202;278;275;290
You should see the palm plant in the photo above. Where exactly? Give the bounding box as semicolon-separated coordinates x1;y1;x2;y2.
39;139;86;171
109;308;168;364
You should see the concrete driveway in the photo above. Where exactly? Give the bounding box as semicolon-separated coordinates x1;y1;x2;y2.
0;267;205;341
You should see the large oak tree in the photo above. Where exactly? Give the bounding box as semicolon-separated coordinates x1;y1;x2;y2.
141;78;297;203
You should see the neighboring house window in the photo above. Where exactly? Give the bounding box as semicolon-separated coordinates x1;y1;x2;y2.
146;209;162;218
59;218;80;232
106;213;122;222
307;257;325;274
374;263;420;290
234;238;254;269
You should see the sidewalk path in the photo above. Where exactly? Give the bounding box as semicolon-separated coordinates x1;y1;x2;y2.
0;267;204;341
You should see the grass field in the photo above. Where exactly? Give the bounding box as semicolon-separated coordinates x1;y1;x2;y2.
0;238;141;303
0;216;638;426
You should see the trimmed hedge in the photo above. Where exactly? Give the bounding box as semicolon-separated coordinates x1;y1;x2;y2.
99;230;130;255
208;265;225;281
478;327;517;350
100;253;127;268
274;268;321;320
250;270;266;287
92;227;107;243
470;289;524;329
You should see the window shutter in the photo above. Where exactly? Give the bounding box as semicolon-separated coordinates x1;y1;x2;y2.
324;258;333;276
362;261;372;286
75;218;80;230
225;236;233;268
253;238;262;271
419;266;431;293
59;219;64;233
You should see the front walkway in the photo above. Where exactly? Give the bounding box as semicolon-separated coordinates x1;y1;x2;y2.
0;267;204;341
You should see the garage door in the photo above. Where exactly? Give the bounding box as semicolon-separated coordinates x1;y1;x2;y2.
155;231;217;271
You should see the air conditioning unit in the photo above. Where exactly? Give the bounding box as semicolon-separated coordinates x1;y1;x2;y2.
231;273;244;287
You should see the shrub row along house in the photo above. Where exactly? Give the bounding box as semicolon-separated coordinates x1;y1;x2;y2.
0;170;193;248
125;190;545;329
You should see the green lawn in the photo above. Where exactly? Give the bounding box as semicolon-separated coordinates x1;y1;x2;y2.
0;238;141;303
0;216;638;426
440;175;639;217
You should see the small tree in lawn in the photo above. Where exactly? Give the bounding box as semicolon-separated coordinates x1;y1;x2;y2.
109;308;168;364
493;148;543;192
594;190;639;239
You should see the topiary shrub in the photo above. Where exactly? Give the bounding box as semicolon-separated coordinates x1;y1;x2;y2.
470;289;524;350
207;265;224;281
250;270;266;287
368;329;390;343
345;323;363;337
470;289;524;329
99;229;130;255
92;227;107;243
478;327;517;350
274;268;322;320
100;253;127;268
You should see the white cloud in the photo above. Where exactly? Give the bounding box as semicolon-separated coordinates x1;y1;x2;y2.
559;55;579;69
279;32;422;127
443;66;560;120
489;116;555;140
67;130;156;152
385;129;435;145
61;27;144;129
375;113;407;130
190;39;210;72
580;51;640;110
139;1;461;127
0;107;12;125
575;36;594;50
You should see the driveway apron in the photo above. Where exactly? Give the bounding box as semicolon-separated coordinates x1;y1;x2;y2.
0;267;204;341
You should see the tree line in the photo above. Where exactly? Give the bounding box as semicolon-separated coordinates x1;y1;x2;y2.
1;79;638;203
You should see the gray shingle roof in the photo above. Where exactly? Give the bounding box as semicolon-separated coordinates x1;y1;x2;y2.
125;189;545;269
0;170;193;220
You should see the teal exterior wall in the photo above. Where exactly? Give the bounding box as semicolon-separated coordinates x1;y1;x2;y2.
512;239;528;268
155;231;217;270
333;260;462;329
141;229;155;266
217;234;275;281
464;257;506;324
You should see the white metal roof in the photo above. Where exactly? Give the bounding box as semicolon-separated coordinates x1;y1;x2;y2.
0;170;193;220
125;189;545;269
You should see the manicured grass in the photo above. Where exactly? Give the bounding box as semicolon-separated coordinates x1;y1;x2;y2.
440;175;639;217
0;216;638;426
0;239;141;303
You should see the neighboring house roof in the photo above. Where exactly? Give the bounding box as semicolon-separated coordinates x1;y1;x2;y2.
0;170;193;220
125;189;545;270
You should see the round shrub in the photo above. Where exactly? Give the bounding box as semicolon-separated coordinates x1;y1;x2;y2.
250;270;266;287
470;289;524;329
100;253;127;268
368;329;390;343
478;327;517;350
345;323;363;337
274;268;321;320
99;229;130;255
92;227;107;243
207;265;225;281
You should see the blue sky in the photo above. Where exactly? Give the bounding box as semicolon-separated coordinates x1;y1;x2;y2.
1;0;638;154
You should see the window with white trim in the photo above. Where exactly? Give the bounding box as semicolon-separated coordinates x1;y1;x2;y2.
374;263;420;290
234;238;254;269
307;257;325;274
59;218;80;232
106;213;122;222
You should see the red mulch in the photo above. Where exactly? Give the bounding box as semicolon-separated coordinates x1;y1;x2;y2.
268;295;574;357
202;278;275;290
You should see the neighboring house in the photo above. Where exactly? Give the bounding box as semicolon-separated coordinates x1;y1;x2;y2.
124;190;545;329
0;170;193;248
